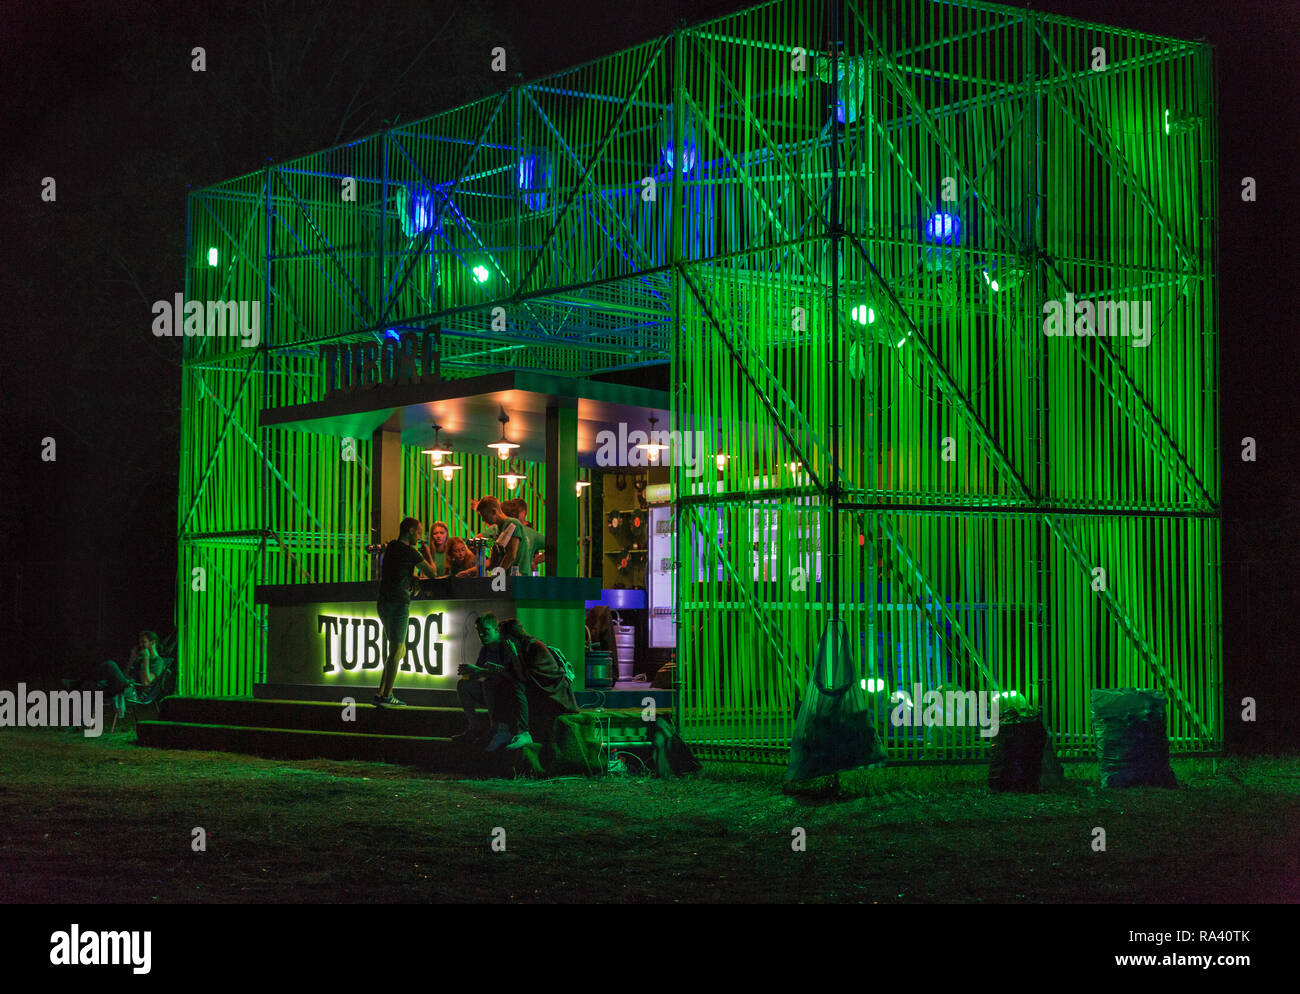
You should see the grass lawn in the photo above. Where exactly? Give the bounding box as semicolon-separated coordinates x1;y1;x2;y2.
2;725;1297;903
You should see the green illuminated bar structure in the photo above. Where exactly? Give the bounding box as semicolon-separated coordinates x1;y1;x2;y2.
179;0;1220;763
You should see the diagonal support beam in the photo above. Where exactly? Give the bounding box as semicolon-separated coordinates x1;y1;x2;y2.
517;41;666;293
1037;27;1195;268
861;510;1002;695
1043;514;1212;741
521;88;665;294
681;503;802;685
383;100;529;316
193;374;329;534
678;263;827;494
845;231;1036;500
683;31;823;276
180;361;257;533
186;536;267;693
274;170;380;325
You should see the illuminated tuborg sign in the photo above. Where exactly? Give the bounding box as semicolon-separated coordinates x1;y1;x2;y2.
266;599;502;691
316;611;446;675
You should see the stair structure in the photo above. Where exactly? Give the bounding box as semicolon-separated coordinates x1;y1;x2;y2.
136;689;677;775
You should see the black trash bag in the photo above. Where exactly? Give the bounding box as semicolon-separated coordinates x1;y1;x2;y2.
784;619;886;783
988;708;1047;792
546;712;606;775
1091;689;1177;788
651;717;701;777
1040;731;1066;789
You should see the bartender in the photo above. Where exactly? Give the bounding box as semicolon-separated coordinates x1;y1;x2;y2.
503;498;547;574
474;495;532;575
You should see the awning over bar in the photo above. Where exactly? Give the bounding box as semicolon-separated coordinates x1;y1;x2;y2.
259;370;670;466
254;576;601;606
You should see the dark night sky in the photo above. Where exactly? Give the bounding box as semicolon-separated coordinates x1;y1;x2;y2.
1;0;1296;743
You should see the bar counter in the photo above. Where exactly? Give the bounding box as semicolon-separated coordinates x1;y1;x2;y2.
253;576;599;699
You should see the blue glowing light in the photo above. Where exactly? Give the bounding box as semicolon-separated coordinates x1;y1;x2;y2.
833;59;864;124
661;104;698;176
398;184;437;237
925;212;960;245
517;147;551;211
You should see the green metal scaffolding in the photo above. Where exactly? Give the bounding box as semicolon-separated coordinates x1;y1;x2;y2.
180;0;1220;761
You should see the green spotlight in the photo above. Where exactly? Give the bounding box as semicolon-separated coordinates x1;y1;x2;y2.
472;264;490;283
1163;108;1200;137
207;247;219;267
997;690;1032;710
851;304;876;325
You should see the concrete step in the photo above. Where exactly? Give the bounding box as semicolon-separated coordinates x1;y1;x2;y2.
136;719;531;775
139;696;674;773
253;682;676;711
575;687;675;710
254;683;461;708
158;696;471;738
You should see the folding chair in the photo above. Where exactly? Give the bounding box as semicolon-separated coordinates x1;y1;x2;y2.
113;657;174;733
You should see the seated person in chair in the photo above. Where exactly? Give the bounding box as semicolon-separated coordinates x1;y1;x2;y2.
127;630;162;689
74;660;133;719
65;630;165;720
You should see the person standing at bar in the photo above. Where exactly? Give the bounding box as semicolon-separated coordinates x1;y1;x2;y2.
470;507;500;576
420;520;452;577
502;498;546;575
445;536;479;578
375;516;440;707
475;496;532;576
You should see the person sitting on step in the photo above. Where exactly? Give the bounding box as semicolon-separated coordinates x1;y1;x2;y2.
455;613;528;751
499;618;579;750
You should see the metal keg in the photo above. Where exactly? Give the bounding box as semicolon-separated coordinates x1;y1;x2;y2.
585;649;614;689
613;617;636;681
